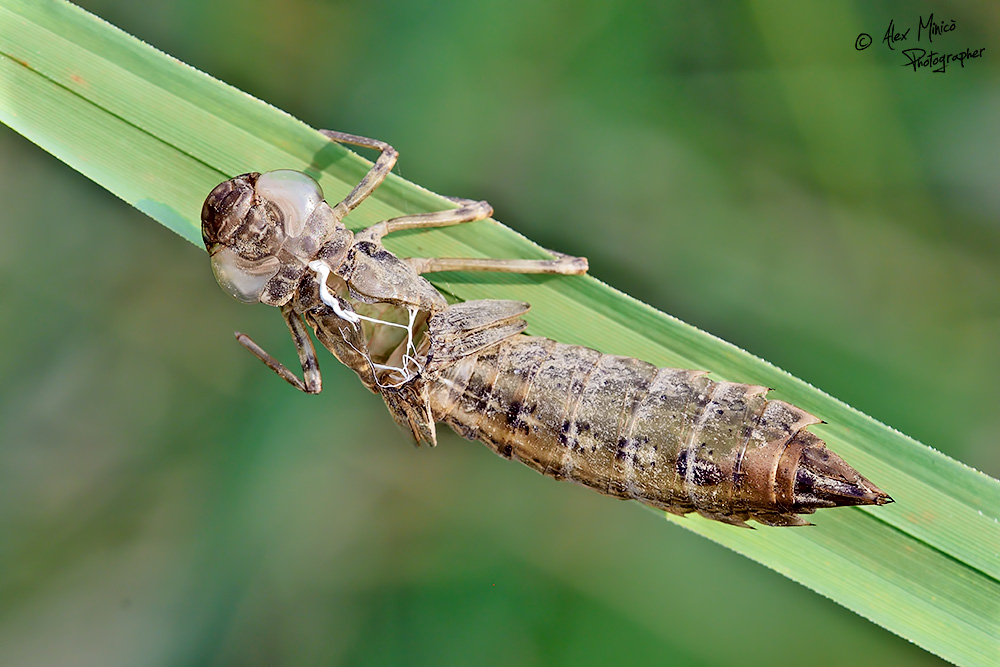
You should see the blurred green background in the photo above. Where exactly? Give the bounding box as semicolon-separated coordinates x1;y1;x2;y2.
2;1;997;665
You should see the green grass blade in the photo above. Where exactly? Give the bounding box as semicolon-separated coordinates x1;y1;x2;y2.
1;1;998;664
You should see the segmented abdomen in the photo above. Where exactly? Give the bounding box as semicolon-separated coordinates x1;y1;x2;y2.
427;336;827;527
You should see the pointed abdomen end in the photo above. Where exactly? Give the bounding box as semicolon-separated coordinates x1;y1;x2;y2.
793;442;892;510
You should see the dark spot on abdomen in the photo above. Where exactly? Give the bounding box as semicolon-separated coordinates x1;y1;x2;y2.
676;450;724;486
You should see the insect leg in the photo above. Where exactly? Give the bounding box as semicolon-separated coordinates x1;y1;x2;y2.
353;199;588;276
234;304;322;393
319;130;399;214
406;253;588;276
354;199;495;243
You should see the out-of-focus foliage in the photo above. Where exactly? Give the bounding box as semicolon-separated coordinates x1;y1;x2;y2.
1;1;997;665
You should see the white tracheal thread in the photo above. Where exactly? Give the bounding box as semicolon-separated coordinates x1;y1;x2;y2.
308;260;422;388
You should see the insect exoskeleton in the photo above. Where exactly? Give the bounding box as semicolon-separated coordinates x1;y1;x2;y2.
202;130;892;528
421;315;892;528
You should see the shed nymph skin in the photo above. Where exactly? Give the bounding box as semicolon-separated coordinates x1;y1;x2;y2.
202;130;892;527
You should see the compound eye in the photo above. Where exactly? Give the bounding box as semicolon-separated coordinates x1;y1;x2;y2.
210;246;281;304
255;170;324;238
202;175;255;247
